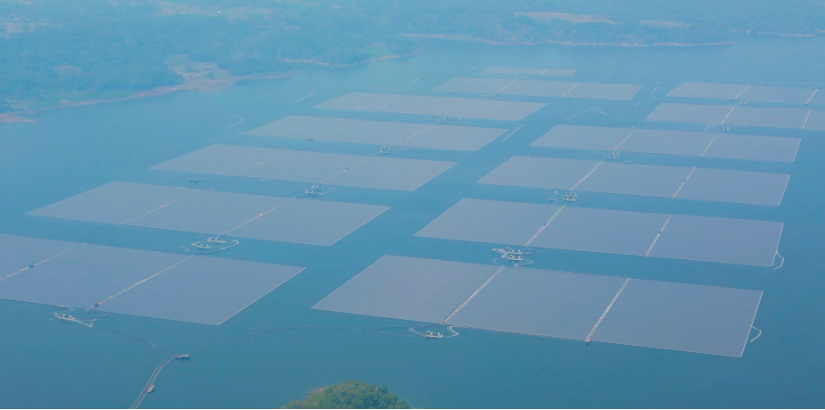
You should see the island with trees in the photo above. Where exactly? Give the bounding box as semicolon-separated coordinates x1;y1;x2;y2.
281;380;410;409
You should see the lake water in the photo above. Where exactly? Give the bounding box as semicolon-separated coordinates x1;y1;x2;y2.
2;36;825;408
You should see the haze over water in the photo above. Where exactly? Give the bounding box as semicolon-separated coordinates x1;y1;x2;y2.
2;37;825;408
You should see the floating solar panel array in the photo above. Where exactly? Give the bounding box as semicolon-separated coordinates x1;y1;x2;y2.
151;144;455;191
0;234;303;325
29;182;389;246
314;92;546;121
668;82;820;105
478;156;789;206
434;77;643;101
482;67;577;77
646;103;825;131
245;115;507;152
314;255;762;357
532;125;800;163
415;199;783;267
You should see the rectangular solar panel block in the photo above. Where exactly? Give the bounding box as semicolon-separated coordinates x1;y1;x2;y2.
477;156;598;190
100;257;304;325
151;144;275;176
482;67;576;77
645;103;731;125
577;162;690;198
563;82;642;101
448;267;627;340
806;110;825;131
620;129;714;157
676;168;789;206
233;149;362;183
0;244;186;308
434;77;514;94
499;80;576;97
0;235;79;279
313;255;499;323
530;207;668;256
401;125;506;152
415;199;560;246
230;199;388;246
703;134;800;162
531;125;631;151
125;189;288;235
28;182;189;225
591;279;762;357
740;85;817;105
245;115;350;139
810;90;825;106
667;82;749;100
648;214;782;266
330;120;424;146
314;92;546;121
324;157;456;191
725;107;808;129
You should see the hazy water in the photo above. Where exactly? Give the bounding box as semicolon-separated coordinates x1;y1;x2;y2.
2;37;825;408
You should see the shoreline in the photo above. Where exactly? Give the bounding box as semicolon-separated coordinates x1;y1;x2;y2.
0;71;298;123
1;52;418;124
401;33;735;48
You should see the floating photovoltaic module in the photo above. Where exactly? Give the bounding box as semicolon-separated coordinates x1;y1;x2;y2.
667;82;819;105
313;255;499;323
416;199;783;266
313;255;763;356
29;182;388;246
533;125;799;162
434;77;642;100
447;267;628;340
0;235;304;325
245;116;506;152
807;110;825;131
646;103;823;130
645;103;733;125
646;214;783;266
478;156;790;205
151;144;455;191
314;92;546;121
590;279;762;357
482;67;577;77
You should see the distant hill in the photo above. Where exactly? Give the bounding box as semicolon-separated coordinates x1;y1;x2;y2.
281;380;410;409
2;0;825;114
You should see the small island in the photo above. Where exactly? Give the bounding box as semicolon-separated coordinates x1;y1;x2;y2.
281;380;410;409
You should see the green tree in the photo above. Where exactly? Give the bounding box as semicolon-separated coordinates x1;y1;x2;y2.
282;380;410;409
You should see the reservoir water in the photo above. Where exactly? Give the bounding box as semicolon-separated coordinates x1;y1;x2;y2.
1;37;825;408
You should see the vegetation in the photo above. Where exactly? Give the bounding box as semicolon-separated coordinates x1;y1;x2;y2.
281;380;410;409
2;0;825;113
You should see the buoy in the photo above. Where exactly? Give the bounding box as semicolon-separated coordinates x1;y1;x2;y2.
93;303;100;308
28;264;34;268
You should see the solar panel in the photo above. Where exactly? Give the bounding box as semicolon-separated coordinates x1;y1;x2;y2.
29;182;389;246
530;207;669;257
313;255;764;356
152;144;456;191
245;115;506;152
647;214;782;266
675;168;790;206
314;92;546;121
313;255;498;323
434;78;641;100
482;67;576;77
667;82;750;100
591;279;762;357
417;199;783;266
414;199;560;246
100;257;303;325
448;267;627;340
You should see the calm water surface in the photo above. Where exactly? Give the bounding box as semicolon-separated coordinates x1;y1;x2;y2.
1;37;825;408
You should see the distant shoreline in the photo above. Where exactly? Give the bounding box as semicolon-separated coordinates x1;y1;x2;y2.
1;51;419;124
0;71;298;123
401;33;736;48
